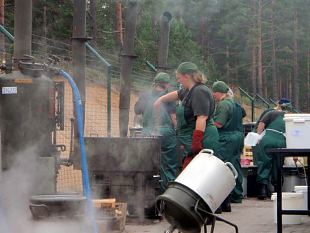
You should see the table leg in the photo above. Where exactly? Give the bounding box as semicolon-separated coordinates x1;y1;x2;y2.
276;156;283;233
308;155;310;216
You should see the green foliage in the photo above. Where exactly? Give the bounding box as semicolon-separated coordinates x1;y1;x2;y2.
135;14;158;64
33;0;73;40
205;56;220;82
168;19;204;69
3;0;309;111
95;0;117;52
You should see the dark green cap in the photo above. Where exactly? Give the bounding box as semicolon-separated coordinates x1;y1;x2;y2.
176;62;198;74
154;72;170;83
212;81;229;93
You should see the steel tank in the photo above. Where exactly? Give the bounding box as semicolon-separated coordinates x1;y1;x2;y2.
0;70;55;170
76;136;161;219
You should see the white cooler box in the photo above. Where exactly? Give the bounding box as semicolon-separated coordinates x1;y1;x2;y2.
284;114;310;149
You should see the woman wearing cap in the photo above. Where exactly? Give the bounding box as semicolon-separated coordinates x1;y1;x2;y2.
154;62;219;171
254;98;292;200
134;72;177;193
212;81;244;210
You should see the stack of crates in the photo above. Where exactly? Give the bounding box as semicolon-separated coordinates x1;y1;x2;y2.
93;198;127;233
241;146;253;166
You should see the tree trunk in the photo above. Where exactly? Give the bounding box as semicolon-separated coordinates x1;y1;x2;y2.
119;0;139;137
279;77;282;98
226;44;230;81
257;0;263;97
250;0;257;95
89;0;97;47
198;0;208;63
115;0;123;47
292;9;299;108
251;44;257;95
288;71;292;100
270;0;277;99
43;4;47;58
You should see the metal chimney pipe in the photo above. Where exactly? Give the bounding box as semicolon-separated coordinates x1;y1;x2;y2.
119;0;139;137
13;0;32;69
157;11;172;71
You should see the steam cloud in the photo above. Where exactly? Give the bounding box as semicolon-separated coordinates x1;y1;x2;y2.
0;145;87;233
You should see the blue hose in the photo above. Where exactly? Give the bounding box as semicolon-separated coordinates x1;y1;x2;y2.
59;69;98;233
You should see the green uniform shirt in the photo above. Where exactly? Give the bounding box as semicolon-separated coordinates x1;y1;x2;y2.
214;98;234;127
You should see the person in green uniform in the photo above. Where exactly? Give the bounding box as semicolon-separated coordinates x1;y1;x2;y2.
153;62;219;172
212;81;244;211
134;72;177;193
252;100;285;132
255;98;292;200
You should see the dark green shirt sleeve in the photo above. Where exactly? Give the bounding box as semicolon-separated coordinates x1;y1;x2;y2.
191;85;212;117
214;99;233;126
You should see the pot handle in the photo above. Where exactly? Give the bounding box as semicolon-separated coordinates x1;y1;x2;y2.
225;162;238;179
200;149;214;155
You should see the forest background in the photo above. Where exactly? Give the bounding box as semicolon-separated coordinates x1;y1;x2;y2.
2;0;310;111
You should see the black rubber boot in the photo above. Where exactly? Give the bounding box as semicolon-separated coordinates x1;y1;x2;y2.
257;183;268;200
221;196;231;212
215;206;222;214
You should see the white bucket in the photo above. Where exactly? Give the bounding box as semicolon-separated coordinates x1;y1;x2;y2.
271;192;304;224
294;186;308;210
284;114;310;149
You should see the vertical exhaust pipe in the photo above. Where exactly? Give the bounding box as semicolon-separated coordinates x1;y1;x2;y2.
157;11;172;71
13;0;32;69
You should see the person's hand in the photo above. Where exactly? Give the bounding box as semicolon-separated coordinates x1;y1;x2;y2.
190;130;204;155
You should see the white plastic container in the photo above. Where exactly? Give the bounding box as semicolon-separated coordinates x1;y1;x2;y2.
271;192;304;225
284;114;310;149
284;157;304;167
294;186;308;210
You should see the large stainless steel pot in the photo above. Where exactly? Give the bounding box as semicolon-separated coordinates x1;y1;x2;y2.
157;149;238;233
176;149;238;213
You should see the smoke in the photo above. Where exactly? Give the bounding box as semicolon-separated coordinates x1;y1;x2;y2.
138;0;222;29
0;145;88;233
0;146;39;231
